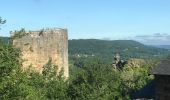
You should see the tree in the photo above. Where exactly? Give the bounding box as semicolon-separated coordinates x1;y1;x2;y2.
42;58;69;100
68;59;121;100
0;44;21;77
0;17;6;30
0;42;44;100
118;63;154;100
0;17;6;44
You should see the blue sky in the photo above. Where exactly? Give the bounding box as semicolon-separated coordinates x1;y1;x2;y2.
0;0;170;45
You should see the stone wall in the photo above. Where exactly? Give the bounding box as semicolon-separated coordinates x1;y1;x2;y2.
155;75;170;100
12;28;68;78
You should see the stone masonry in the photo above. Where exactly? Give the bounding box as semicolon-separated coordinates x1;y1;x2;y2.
12;28;69;78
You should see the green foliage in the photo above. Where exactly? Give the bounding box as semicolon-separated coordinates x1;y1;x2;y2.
44;79;68;100
68;59;116;100
42;57;69;100
0;43;40;100
0;17;6;30
119;66;153;99
0;44;21;77
68;58;154;100
42;58;57;80
0;17;7;44
12;28;28;39
0;72;44;100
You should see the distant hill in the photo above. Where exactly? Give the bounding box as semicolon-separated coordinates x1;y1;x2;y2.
0;36;10;44
150;45;170;49
69;39;170;62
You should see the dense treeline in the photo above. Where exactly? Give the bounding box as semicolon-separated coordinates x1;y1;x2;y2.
0;40;155;100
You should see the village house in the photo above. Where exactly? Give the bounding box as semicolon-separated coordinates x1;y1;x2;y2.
152;56;170;100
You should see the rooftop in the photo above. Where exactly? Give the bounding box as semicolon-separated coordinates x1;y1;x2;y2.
151;56;170;75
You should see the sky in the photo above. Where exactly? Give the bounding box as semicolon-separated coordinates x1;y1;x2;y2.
0;0;170;45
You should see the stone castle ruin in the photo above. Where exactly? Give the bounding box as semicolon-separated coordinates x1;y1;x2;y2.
11;28;68;78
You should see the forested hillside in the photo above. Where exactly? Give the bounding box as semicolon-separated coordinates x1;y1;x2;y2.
69;39;170;62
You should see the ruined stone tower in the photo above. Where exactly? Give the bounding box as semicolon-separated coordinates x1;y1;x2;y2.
12;28;68;78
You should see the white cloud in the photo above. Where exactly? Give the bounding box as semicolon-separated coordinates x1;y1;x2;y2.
134;33;170;45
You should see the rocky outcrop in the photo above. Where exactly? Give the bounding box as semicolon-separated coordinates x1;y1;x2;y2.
112;53;127;70
112;53;146;70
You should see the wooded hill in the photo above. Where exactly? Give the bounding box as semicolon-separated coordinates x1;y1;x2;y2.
69;39;170;62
